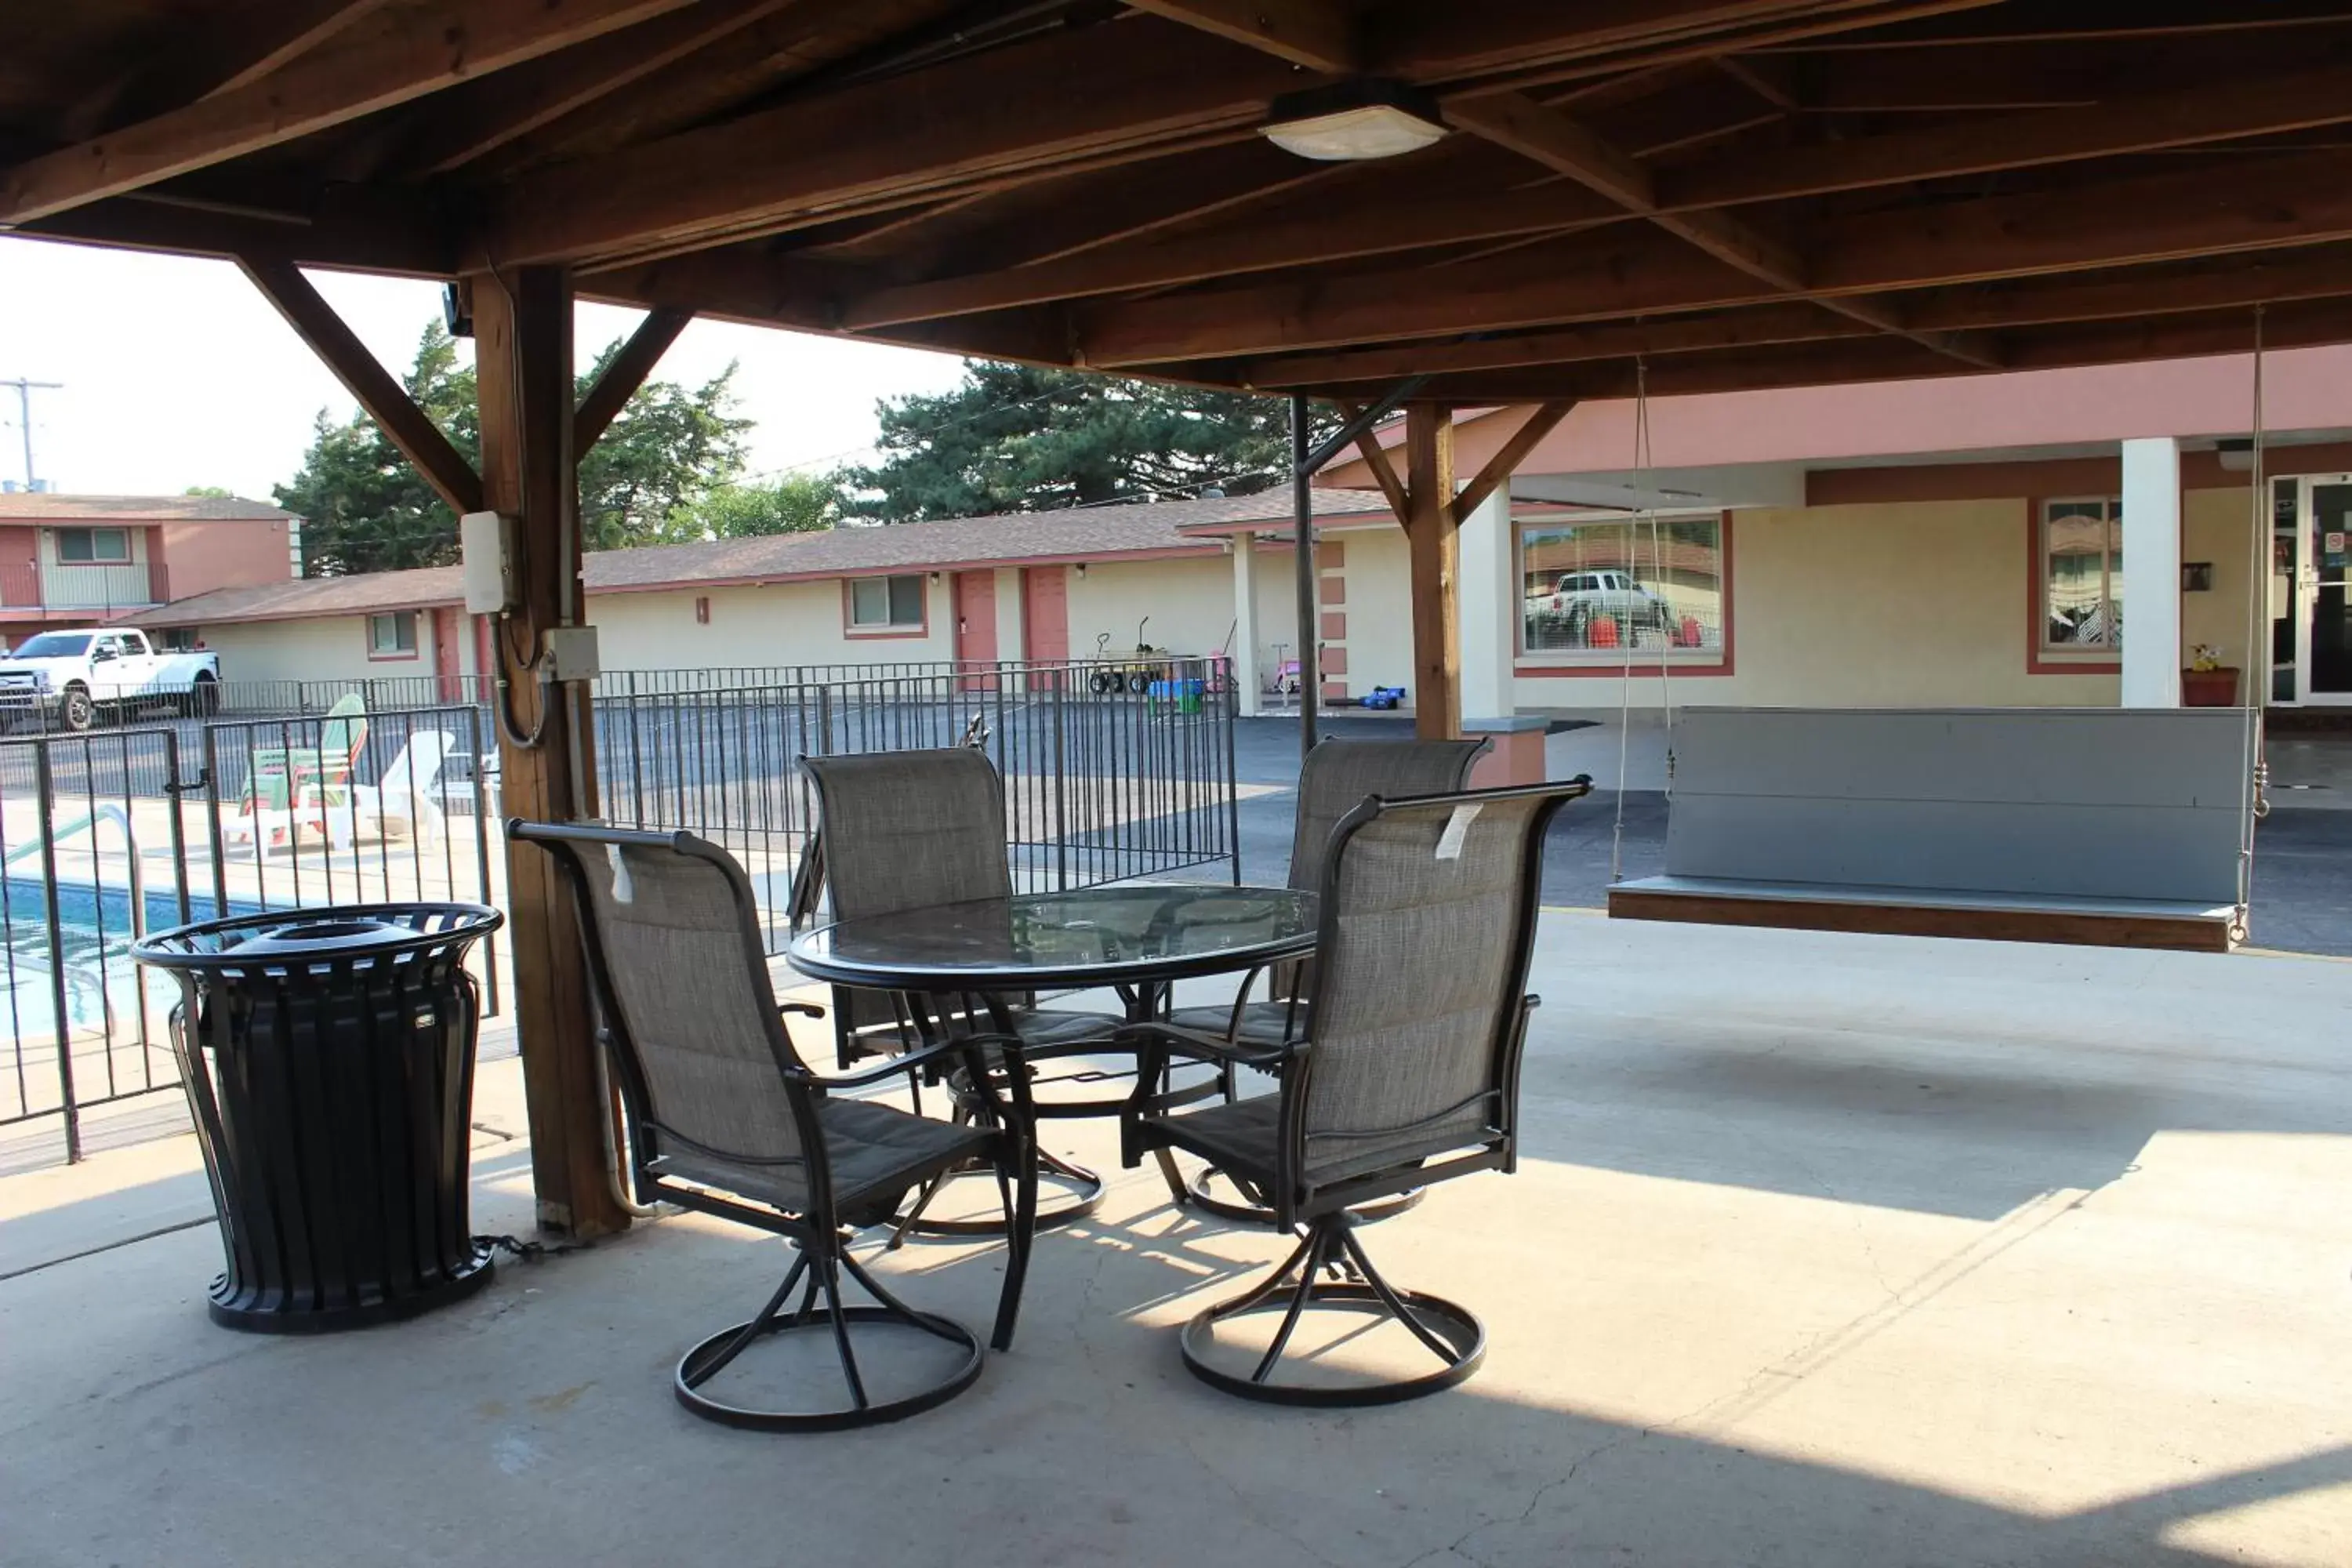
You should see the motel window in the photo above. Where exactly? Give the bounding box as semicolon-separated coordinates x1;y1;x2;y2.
57;527;130;564
848;574;926;630
2042;498;2123;651
368;611;419;657
1516;514;1726;660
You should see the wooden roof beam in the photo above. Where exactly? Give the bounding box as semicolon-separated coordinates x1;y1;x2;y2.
0;0;700;226
1443;90;1996;365
237;256;483;515
1449;400;1573;526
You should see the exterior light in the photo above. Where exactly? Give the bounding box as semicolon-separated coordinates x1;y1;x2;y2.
2216;438;2255;473
1262;80;1446;162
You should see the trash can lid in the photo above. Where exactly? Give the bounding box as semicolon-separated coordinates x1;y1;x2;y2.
132;902;503;971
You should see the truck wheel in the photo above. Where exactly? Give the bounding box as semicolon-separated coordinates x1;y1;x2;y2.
1089;671;1115;696
59;686;93;733
185;675;220;717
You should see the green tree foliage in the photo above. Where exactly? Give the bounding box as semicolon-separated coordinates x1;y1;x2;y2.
274;321;750;575
681;472;840;539
841;362;1318;523
182;485;233;498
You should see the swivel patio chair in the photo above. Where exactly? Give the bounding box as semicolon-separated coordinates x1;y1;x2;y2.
1120;778;1590;1406
799;747;1138;1236
512;820;1036;1432
1160;735;1486;1221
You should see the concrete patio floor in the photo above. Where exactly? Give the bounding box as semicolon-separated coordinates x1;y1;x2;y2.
4;915;2350;1567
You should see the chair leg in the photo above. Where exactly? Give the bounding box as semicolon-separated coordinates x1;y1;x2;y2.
988;1135;1033;1352
1177;1215;1486;1408
672;1236;985;1432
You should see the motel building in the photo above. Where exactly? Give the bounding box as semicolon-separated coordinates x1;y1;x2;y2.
130;345;2350;727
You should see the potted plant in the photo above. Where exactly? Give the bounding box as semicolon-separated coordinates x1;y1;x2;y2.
2183;644;2240;706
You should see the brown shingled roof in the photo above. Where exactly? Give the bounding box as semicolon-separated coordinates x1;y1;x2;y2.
136;490;1390;628
0;493;297;522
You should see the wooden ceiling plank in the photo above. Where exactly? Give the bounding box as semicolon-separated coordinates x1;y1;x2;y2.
575;307;694;452
397;0;801;176
1666;56;2352;210
0;0;701;226
1449;400;1573;525
1076;146;2352;365
1124;0;1362;73
204;0;397;100
841;176;1621;328
1381;0;1933;80
18;188;456;275
237;254;483;514
487;21;1305;265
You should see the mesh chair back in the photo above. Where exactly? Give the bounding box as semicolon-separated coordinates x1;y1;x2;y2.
1290;739;1487;891
1290;785;1570;1190
517;825;811;1181
800;750;1013;922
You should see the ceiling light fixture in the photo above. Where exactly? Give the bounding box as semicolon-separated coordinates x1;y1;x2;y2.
1261;79;1447;162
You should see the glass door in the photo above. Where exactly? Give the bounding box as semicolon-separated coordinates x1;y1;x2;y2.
2298;475;2352;703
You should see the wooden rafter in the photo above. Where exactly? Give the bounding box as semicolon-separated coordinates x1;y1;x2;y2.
575;307;694;451
1449;401;1574;526
1444;90;1996;365
203;0;395;100
237;255;483;515
1125;0;1361;73
390;0;799;176
0;0;700;225
1340;405;1411;523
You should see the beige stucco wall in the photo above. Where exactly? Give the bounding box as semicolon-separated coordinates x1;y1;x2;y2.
1508;499;2124;710
1334;524;1415;695
2181;485;2260;692
197;609;443;690
1064;554;1237;662
1248;541;1304;677
585;575;956;670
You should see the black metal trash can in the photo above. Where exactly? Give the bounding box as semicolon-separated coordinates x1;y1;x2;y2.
132;903;505;1333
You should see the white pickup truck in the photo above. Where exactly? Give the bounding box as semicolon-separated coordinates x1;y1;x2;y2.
0;629;221;731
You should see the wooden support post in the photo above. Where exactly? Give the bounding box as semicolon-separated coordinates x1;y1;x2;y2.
1404;403;1459;741
473;263;627;1240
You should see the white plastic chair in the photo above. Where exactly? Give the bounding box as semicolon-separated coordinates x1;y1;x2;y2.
325;730;456;850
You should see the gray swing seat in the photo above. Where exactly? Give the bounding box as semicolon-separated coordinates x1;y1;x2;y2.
1607;707;2250;953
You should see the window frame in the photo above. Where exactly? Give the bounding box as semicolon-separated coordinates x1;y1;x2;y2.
2032;495;2125;670
56;526;132;564
1511;509;1734;677
841;573;929;638
366;609;420;661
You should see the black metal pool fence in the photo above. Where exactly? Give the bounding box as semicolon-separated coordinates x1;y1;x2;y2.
0;657;1237;1165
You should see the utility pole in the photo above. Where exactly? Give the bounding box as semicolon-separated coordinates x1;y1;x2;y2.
2;378;63;491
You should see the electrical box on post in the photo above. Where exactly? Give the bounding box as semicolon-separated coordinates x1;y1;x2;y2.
541;626;601;683
459;510;518;615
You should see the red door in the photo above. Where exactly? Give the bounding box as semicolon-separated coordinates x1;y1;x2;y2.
431;605;463;702
953;570;997;690
1022;565;1069;663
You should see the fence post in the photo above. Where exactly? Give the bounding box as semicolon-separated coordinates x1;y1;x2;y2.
1220;656;1242;884
33;745;81;1162
1051;675;1070;893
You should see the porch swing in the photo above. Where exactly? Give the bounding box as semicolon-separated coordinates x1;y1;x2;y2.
1601;325;2273;956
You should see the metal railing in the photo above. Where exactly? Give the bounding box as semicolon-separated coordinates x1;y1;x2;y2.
0;656;1237;1167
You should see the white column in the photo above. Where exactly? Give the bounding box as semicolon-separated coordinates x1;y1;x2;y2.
1230;535;1261;717
1456;481;1515;719
2121;437;2183;708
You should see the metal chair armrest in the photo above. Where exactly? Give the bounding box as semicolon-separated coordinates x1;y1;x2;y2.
1117;1019;1298;1071
808;1034;972;1091
777;1000;826;1020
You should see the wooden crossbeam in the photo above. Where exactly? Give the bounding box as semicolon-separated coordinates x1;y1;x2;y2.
575;307;693;452
1125;0;1361;73
0;0;699;225
203;0;394;100
22;187;457;276
391;0;797;176
1080;147;2352;365
1448;401;1573;527
1339;405;1412;523
237;255;483;516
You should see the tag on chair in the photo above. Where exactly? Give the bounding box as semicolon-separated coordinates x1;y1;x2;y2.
1435;803;1482;861
607;843;635;903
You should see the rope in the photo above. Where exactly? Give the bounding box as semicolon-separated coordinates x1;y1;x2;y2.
2234;307;2270;938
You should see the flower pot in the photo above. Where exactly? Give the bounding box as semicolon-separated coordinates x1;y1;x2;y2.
2182;666;2240;707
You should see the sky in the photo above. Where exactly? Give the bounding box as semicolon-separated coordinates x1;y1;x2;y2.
0;234;971;501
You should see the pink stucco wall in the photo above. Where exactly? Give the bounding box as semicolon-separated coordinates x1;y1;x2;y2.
154;518;295;602
1323;345;2352;485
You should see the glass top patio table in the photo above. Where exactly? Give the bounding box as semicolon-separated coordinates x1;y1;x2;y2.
784;884;1317;995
